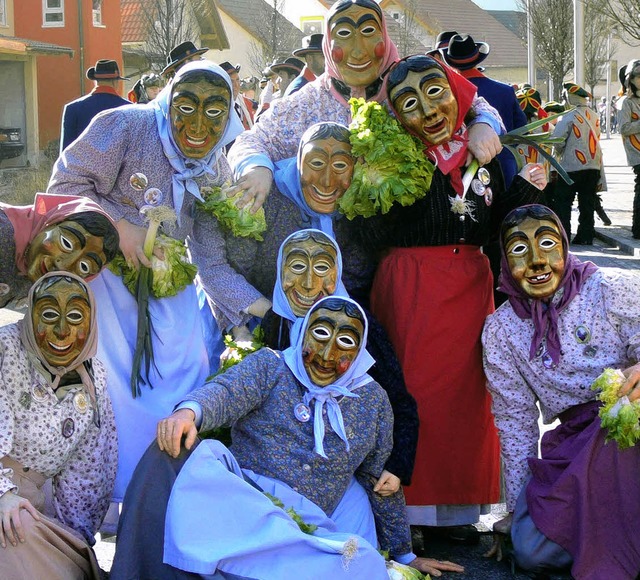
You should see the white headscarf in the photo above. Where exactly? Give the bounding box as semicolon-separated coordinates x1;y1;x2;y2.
283;296;375;458
152;60;244;219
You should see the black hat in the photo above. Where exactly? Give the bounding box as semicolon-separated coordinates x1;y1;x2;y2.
443;34;490;71
270;57;305;76
161;41;208;77
86;59;129;81
219;61;241;74
293;34;324;57
435;30;459;51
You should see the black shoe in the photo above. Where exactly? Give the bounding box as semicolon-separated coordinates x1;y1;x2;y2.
422;524;481;545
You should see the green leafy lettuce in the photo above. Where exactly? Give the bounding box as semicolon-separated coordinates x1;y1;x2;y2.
591;367;640;449
386;560;429;579
199;183;267;241
338;98;435;219
108;234;198;299
264;493;318;535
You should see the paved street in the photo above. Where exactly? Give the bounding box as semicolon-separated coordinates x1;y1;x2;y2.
0;133;637;578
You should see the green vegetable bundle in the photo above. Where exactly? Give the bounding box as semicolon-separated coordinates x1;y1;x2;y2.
591;368;640;449
199;183;267;240
215;326;265;376
264;493;318;535
338;98;435;219
108;234;198;298
386;560;429;580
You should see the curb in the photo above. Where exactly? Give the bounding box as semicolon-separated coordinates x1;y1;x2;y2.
595;226;640;257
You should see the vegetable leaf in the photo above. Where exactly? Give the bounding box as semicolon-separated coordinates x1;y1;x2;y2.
338;98;435;219
199;183;267;241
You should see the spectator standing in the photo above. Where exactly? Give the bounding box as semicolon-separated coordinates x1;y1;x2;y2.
284;34;325;97
270;57;305;101
618;59;640;238
220;61;256;130
59;59;129;153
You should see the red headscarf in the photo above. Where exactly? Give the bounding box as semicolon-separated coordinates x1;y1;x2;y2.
387;55;477;193
1;192;116;274
321;0;399;106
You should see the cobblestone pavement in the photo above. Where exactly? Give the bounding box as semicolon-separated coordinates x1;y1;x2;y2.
1;134;637;578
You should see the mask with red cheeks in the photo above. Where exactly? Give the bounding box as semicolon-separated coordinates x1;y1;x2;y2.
31;278;92;368
302;306;363;387
329;4;385;88
281;237;339;317
170;76;231;159
299;136;354;214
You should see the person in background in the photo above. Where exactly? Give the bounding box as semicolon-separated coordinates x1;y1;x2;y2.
60;59;129;153
160;41;208;81
270;57;305;101
483;204;640;579
285;34;326;97
128;73;163;104
220;61;256;130
0;272;117;580
550;83;606;245
618;59;640;238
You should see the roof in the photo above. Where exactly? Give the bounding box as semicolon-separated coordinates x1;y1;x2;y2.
121;0;229;50
215;0;304;54
0;35;73;56
380;0;528;67
488;10;526;39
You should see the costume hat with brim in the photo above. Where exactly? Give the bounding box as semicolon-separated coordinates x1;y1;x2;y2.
270;57;305;76
426;30;458;57
86;59;129;81
293;34;324;57
219;61;241;74
563;82;590;100
161;41;208;76
443;34;489;70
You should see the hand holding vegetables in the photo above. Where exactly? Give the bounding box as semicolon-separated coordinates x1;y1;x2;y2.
116;218;164;269
466;122;502;166
223;167;273;214
618;362;640;402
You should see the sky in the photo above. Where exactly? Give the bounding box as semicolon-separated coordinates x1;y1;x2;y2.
471;0;519;11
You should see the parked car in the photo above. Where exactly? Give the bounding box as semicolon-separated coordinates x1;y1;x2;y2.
0;127;24;162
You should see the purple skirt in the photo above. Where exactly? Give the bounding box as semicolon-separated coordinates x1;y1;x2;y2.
527;400;640;580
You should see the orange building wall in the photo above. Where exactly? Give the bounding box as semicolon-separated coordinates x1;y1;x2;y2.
14;1;124;149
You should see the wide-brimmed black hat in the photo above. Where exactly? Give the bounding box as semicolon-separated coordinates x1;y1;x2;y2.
219;61;241;75
270;57;305;76
161;41;208;76
293;34;324;57
443;34;490;70
86;59;129;81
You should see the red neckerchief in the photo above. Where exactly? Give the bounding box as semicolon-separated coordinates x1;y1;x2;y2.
90;85;121;96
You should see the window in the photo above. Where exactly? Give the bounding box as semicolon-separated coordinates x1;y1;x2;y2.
43;0;64;27
300;16;323;36
390;10;401;20
0;0;6;26
92;0;103;26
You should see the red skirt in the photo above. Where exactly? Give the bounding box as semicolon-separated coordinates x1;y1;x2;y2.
371;245;501;506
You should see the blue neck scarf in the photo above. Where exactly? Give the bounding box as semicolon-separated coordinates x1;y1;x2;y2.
283;297;375;458
152;61;244;222
273;229;349;345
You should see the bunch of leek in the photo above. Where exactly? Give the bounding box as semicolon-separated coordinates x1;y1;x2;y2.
199;183;267;240
591;368;640;449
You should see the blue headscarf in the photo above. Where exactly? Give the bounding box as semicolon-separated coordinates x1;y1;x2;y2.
152;61;244;220
283;296;375;458
273;122;351;238
273;229;349;344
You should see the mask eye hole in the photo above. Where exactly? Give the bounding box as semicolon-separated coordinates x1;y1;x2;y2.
205;107;224;119
336;333;358;349
308;158;326;170
332;160;349;171
310;324;332;341
425;85;445;98
400;96;418;113
59;233;74;251
288;259;307;274
335;26;351;39
66;309;84;324
361;25;377;36
41;308;60;322
539;237;558;250
509;242;528;256
78;261;91;276
173;103;195;115
313;261;332;276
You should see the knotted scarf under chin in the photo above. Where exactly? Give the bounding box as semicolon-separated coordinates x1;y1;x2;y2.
424;125;469;195
302;383;359;458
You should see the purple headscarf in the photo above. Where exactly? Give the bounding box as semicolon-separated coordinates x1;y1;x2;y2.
497;205;598;364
